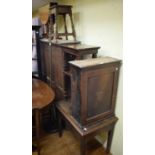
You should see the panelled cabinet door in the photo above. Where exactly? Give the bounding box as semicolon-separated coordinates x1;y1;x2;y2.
41;44;64;91
51;46;64;90
80;66;119;125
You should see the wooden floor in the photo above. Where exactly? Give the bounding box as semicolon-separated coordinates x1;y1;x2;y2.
32;130;111;155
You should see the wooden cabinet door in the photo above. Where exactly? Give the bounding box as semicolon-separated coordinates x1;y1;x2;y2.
51;46;64;91
80;65;119;125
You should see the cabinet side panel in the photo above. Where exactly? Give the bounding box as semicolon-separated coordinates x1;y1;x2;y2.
71;69;81;123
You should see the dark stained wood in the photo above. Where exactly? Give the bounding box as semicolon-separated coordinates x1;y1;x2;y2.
69;56;120;68
80;137;87;155
56;100;118;155
32;78;55;109
40;40;99;100
61;44;100;57
63;14;68;40
39;40;82;133
32;26;42;79
69;57;121;126
34;109;41;155
51;46;64;90
106;128;114;153
35;2;122;155
61;44;100;51
40;40;81;80
39;38;121;155
49;4;76;40
32;78;55;155
55;57;121;155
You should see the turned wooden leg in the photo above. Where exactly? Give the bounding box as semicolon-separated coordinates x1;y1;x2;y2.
54;12;58;40
106;127;114;153
80;137;87;155
63;14;68;40
35;109;41;155
58;113;63;137
69;12;76;40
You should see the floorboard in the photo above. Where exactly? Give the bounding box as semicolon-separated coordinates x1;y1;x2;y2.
32;130;111;155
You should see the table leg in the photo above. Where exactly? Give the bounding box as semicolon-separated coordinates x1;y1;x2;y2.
80;137;87;155
58;113;63;137
35;109;41;155
106;127;114;153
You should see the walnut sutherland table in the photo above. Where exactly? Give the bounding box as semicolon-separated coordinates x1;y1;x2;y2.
32;78;55;155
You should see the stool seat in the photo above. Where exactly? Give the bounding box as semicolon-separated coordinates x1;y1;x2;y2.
50;5;72;15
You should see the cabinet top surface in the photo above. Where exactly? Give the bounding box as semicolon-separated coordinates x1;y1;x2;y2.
50;4;72;9
61;44;100;51
40;39;80;45
69;57;121;68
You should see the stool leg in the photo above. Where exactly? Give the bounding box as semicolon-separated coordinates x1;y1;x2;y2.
35;109;41;155
69;12;76;40
106;127;114;153
54;11;58;40
63;14;68;40
49;14;54;40
80;137;87;155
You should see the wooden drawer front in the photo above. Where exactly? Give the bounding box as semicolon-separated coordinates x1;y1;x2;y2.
81;66;119;125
